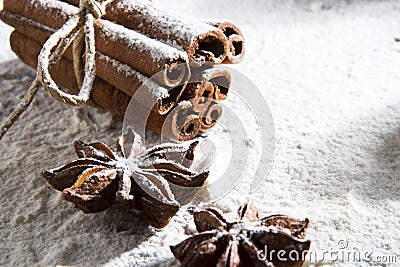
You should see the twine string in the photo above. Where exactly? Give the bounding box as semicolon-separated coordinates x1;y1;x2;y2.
0;0;114;140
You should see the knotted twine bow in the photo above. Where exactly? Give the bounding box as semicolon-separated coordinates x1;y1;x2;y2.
0;0;115;140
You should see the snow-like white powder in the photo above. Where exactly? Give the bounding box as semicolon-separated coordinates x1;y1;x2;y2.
133;170;178;205
98;53;170;100
32;0;77;19
152;86;169;99
99;19;187;63
98;53;143;79
176;100;192;109
116;0;219;48
1;0;400;266
200;68;219;80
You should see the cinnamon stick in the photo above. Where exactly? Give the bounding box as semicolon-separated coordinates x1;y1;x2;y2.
2;0;190;88
181;82;214;112
10;30;202;141
10;30;130;116
208;20;245;64
0;10;185;115
61;0;229;63
191;67;232;101
124;99;201;141
199;103;222;131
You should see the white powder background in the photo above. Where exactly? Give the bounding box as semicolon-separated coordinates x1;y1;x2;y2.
1;0;400;266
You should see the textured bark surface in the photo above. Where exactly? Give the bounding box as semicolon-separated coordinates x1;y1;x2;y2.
9;31;204;140
62;0;229;63
2;0;188;83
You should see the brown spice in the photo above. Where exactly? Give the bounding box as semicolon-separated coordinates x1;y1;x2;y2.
42;128;209;228
170;203;311;266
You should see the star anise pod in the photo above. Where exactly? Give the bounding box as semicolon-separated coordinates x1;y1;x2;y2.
42;128;209;228
170;203;311;267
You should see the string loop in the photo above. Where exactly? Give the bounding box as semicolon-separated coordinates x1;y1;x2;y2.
0;0;115;139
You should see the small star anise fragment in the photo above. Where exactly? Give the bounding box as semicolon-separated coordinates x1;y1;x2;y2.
42;128;209;228
170;203;311;267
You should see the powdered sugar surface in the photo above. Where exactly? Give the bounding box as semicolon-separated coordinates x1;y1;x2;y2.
1;0;400;266
177;100;192;109
98;53;145;81
116;0;219;49
99;19;187;63
32;0;77;19
98;53;169;100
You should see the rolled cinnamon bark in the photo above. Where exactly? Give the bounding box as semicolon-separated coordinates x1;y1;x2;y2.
61;0;229;63
208;20;245;64
0;10;186;115
181;82;214;112
10;30;201;141
124;99;201;141
199;103;223;131
191;67;232;101
167;108;201;141
2;0;190;88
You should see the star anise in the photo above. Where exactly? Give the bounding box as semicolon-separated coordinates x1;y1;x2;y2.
170;203;311;267
42;128;209;228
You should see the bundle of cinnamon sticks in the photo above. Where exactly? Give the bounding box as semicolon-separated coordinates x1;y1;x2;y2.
0;0;245;141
